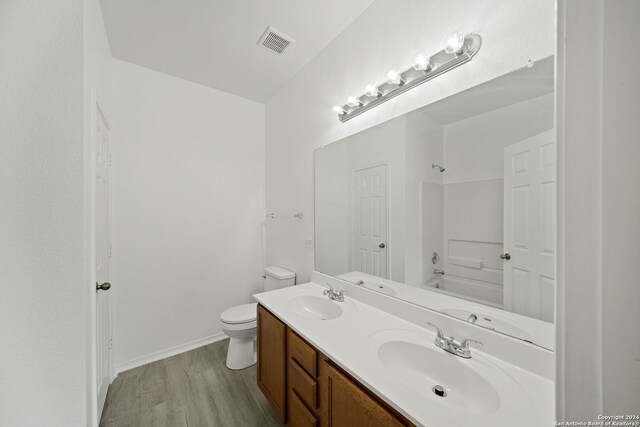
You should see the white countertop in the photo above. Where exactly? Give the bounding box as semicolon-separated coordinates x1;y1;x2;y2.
253;281;554;427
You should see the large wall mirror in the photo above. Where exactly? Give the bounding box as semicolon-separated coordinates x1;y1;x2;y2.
315;56;555;350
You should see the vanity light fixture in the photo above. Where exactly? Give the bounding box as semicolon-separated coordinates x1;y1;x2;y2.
346;95;362;107
332;105;346;115
443;31;466;54
364;82;381;97
385;69;404;85
413;52;431;71
333;32;481;122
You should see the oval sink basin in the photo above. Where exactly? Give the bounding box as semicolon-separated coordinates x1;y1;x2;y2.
377;339;500;414
442;308;535;342
287;295;355;320
367;329;531;420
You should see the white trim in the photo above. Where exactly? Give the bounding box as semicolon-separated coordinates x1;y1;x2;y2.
556;0;605;419
86;87;99;427
113;333;228;375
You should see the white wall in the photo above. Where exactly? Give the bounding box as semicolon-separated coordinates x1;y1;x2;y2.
111;60;265;371
557;0;640;417
601;0;640;413
405;112;442;286
556;0;604;419
557;0;640;418
0;1;88;425
314;142;349;276
265;0;556;285
420;182;444;285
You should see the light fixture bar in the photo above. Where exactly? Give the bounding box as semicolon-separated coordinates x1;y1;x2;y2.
336;34;482;122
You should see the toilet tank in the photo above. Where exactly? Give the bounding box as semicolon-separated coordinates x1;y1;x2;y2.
263;266;296;291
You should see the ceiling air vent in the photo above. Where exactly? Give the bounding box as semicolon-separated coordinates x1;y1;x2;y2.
257;26;294;55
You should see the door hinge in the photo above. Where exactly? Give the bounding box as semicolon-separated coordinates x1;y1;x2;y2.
108;153;112;166
109;336;113;350
109;245;112;257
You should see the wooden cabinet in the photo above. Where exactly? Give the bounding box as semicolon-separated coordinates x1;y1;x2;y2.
257;304;412;427
257;304;287;422
289;390;318;427
320;360;407;427
287;328;320;426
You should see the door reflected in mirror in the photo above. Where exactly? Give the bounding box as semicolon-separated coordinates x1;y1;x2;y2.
315;56;555;349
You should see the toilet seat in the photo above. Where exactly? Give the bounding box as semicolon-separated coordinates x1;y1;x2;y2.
221;319;256;333
221;302;257;325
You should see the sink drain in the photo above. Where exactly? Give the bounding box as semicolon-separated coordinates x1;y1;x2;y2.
432;385;447;397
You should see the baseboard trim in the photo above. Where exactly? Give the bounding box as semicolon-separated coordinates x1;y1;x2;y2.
113;332;228;376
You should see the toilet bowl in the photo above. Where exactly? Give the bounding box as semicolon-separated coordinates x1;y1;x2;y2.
220;303;258;370
220;266;295;370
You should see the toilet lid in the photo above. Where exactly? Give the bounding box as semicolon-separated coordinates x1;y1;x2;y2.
221;303;258;324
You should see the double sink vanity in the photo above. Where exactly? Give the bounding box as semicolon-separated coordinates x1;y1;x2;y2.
254;272;554;427
257;55;558;426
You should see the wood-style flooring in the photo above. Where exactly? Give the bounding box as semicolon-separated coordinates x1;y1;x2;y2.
100;339;283;427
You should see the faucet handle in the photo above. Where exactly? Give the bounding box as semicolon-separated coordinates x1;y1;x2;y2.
460;338;483;349
426;322;445;339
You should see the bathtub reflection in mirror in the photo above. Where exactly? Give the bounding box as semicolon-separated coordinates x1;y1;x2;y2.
314;56;555;349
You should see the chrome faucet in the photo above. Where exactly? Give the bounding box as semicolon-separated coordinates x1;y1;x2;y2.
323;284;346;302
354;280;365;287
434;269;445;276
466;314;478;324
426;322;483;359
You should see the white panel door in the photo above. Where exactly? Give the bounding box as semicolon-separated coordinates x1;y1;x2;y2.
95;101;112;417
503;130;555;322
351;164;388;278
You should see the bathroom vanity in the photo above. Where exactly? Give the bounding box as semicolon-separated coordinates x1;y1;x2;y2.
257;303;411;426
258;54;558;427
254;278;554;427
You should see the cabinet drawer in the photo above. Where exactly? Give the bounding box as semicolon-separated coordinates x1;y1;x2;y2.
288;329;317;377
288;390;318;427
289;359;318;410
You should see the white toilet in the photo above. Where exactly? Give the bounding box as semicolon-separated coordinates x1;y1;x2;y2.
220;265;295;370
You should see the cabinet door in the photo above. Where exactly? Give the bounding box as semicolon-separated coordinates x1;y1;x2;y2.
321;361;406;427
289;391;318;427
257;304;287;422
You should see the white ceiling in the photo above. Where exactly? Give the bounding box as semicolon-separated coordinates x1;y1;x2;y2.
417;56;554;124
100;0;375;102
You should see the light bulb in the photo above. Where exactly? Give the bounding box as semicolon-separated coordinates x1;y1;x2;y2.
332;105;346;114
413;53;431;71
346;95;361;107
364;82;380;97
385;69;404;85
444;31;465;54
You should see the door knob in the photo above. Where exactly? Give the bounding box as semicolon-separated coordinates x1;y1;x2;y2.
379;243;386;248
500;253;511;260
96;282;111;291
